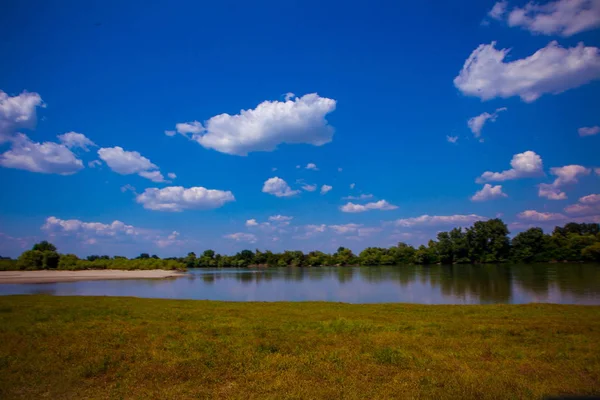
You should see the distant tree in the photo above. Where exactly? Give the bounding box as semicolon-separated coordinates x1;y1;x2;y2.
582;243;600;262
203;250;215;259
466;219;510;263
43;251;60;269
58;254;79;270
138;253;150;259
334;247;356;265
151;254;159;259
32;241;57;253
17;250;44;270
511;228;547;263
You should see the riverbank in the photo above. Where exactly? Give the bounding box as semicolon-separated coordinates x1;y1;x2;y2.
0;296;599;399
0;270;185;284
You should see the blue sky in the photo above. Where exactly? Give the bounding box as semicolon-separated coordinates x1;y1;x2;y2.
1;0;599;258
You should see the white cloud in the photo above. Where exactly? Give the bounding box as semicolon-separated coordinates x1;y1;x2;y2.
156;231;182;248
0;133;83;175
329;223;362;234
0;90;44;141
505;0;600;37
138;170;167;183
269;215;293;222
121;184;136;194
467;108;507;138
340;200;398;213
305;163;318;170
394;214;486;227
98;146;167;182
42;216;146;242
538;165;591;200
350;183;355;189
471;184;508;201
447;135;458;144
88;160;102;168
262;177;299;197
294;224;327;239
136;186;235;212
302;183;317;192
57;132;96;151
321;184;333;195
488;1;508;19
538;184;567;200
579;125;600;136
164;130;176;137
98;146;157;174
170;93;337;156
176;121;204;135
343;194;374;200
580;193;600;204
454;41;600;102
477;151;543;183
167;172;177;179
245;219;259;227
517;210;566;221
564;193;600;216
224;232;257;243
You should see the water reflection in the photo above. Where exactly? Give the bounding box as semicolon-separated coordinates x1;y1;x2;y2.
0;264;599;304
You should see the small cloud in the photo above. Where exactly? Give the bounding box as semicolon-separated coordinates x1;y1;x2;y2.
579;126;600;137
224;232;257;243
467;108;507;138
121;184;137;194
471;184;507;202
305;163;318;171
338;167;343;172
302;184;317;192
350;183;355;189
447;135;458;144
477;150;543;183
343;194;374;200
167;172;177;179
320;184;333;195
340;200;397;213
262;177;300;197
88;160;102;168
245;219;259;227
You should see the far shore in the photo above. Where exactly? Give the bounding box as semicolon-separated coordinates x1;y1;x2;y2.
0;270;186;284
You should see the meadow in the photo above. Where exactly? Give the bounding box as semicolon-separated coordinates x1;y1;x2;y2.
1;295;599;399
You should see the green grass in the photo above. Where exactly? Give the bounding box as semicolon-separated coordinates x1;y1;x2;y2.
1;296;599;399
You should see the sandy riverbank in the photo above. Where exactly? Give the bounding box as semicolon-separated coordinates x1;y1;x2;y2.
0;270;186;284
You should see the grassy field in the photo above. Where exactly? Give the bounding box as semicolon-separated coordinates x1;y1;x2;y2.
0;296;599;399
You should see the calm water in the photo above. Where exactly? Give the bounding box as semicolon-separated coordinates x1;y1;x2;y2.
1;264;600;304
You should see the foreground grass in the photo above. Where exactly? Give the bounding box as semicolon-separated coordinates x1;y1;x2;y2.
0;296;599;399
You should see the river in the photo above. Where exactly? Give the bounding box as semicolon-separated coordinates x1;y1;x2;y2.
1;264;599;304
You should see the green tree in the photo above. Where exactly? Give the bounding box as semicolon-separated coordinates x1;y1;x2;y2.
333;247;356;265
466;219;510;263
582;242;600;262
58;254;80;269
511;228;548;263
17;250;44;270
184;252;197;268
43;251;60;269
32;241;57;252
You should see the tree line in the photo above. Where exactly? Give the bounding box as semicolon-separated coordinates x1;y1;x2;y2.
1;219;599;271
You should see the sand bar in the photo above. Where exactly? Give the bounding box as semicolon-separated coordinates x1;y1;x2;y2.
0;270;186;284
